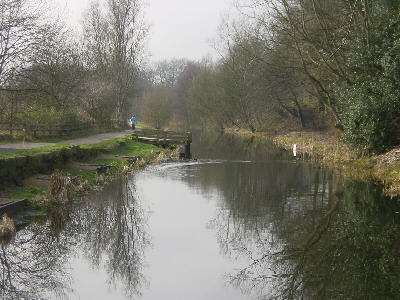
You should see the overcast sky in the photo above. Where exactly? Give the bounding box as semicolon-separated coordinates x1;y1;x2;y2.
53;0;235;62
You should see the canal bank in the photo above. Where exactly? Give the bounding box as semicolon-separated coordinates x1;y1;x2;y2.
226;129;400;198
0;129;192;222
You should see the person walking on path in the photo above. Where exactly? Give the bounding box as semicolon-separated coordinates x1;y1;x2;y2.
130;116;137;130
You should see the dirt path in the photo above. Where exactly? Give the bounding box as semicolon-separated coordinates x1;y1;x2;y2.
0;129;136;153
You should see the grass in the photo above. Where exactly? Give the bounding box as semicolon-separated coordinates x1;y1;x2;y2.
272;132;359;162
230;129;400;197
0;129;181;222
86;140;160;168
5;185;45;200
1;139;162;210
273;131;400;197
0;143;74;159
109;140;158;156
0;130;138;159
63;138;167;190
0;124;158;160
136;122;154;130
1;138;153;200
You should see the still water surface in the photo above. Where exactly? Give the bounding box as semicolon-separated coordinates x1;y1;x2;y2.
1;132;400;299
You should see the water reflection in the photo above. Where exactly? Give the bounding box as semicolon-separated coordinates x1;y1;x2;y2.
194;130;291;162
0;221;72;299
76;179;149;297
0;178;149;299
191;132;400;299
1;131;399;299
225;181;400;300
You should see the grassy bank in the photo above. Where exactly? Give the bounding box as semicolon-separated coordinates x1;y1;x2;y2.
1;136;179;216
229;129;400;198
277;132;400;197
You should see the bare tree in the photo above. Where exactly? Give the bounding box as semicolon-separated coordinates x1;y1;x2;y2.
153;59;188;88
0;0;44;89
141;86;174;129
83;0;148;121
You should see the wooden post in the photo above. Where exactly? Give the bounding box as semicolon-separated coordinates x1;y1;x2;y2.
184;131;192;159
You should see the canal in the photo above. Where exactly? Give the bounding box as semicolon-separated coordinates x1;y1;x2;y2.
1;132;400;299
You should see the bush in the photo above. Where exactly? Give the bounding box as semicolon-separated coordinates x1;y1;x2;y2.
16;104;82;126
339;80;399;152
338;13;400;153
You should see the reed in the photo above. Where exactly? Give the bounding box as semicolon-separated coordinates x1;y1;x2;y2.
0;214;16;245
273;132;400;197
47;170;72;204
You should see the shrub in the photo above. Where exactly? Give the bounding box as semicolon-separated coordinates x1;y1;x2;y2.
15;104;83;126
338;13;400;153
0;214;16;246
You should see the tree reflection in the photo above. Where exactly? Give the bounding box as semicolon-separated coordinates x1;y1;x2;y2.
77;178;150;297
204;161;400;299
0;176;149;299
190;132;400;299
193;130;291;162
0;222;73;299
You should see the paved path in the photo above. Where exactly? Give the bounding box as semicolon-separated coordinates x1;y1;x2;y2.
0;130;136;153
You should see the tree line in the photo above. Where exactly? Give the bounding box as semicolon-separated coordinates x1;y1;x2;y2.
0;0;146;130
141;0;400;153
2;0;399;152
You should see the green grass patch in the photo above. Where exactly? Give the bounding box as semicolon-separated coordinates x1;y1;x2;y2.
136;122;154;130
0;143;74;159
1;134;167;194
83;137;159;157
86;139;160;167
0;132;156;160
109;140;159;156
5;185;45;200
80;138;126;150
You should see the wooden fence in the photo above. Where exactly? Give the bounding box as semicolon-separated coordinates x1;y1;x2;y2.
0;120;128;137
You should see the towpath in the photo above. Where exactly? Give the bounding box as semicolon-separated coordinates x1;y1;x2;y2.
0;129;137;153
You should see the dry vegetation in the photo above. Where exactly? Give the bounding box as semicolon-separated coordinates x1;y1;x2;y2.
273;131;359;162
0;214;16;246
47;170;72;204
272;132;400;198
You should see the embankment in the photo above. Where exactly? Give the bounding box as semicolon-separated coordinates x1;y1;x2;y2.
0;130;192;216
0;146;100;188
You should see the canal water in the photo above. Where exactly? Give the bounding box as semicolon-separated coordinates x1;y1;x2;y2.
1;132;400;299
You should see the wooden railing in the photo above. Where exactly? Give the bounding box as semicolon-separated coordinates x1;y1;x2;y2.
134;128;192;159
137;128;192;143
0;120;128;137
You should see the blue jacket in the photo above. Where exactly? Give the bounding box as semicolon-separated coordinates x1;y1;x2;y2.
130;117;136;124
